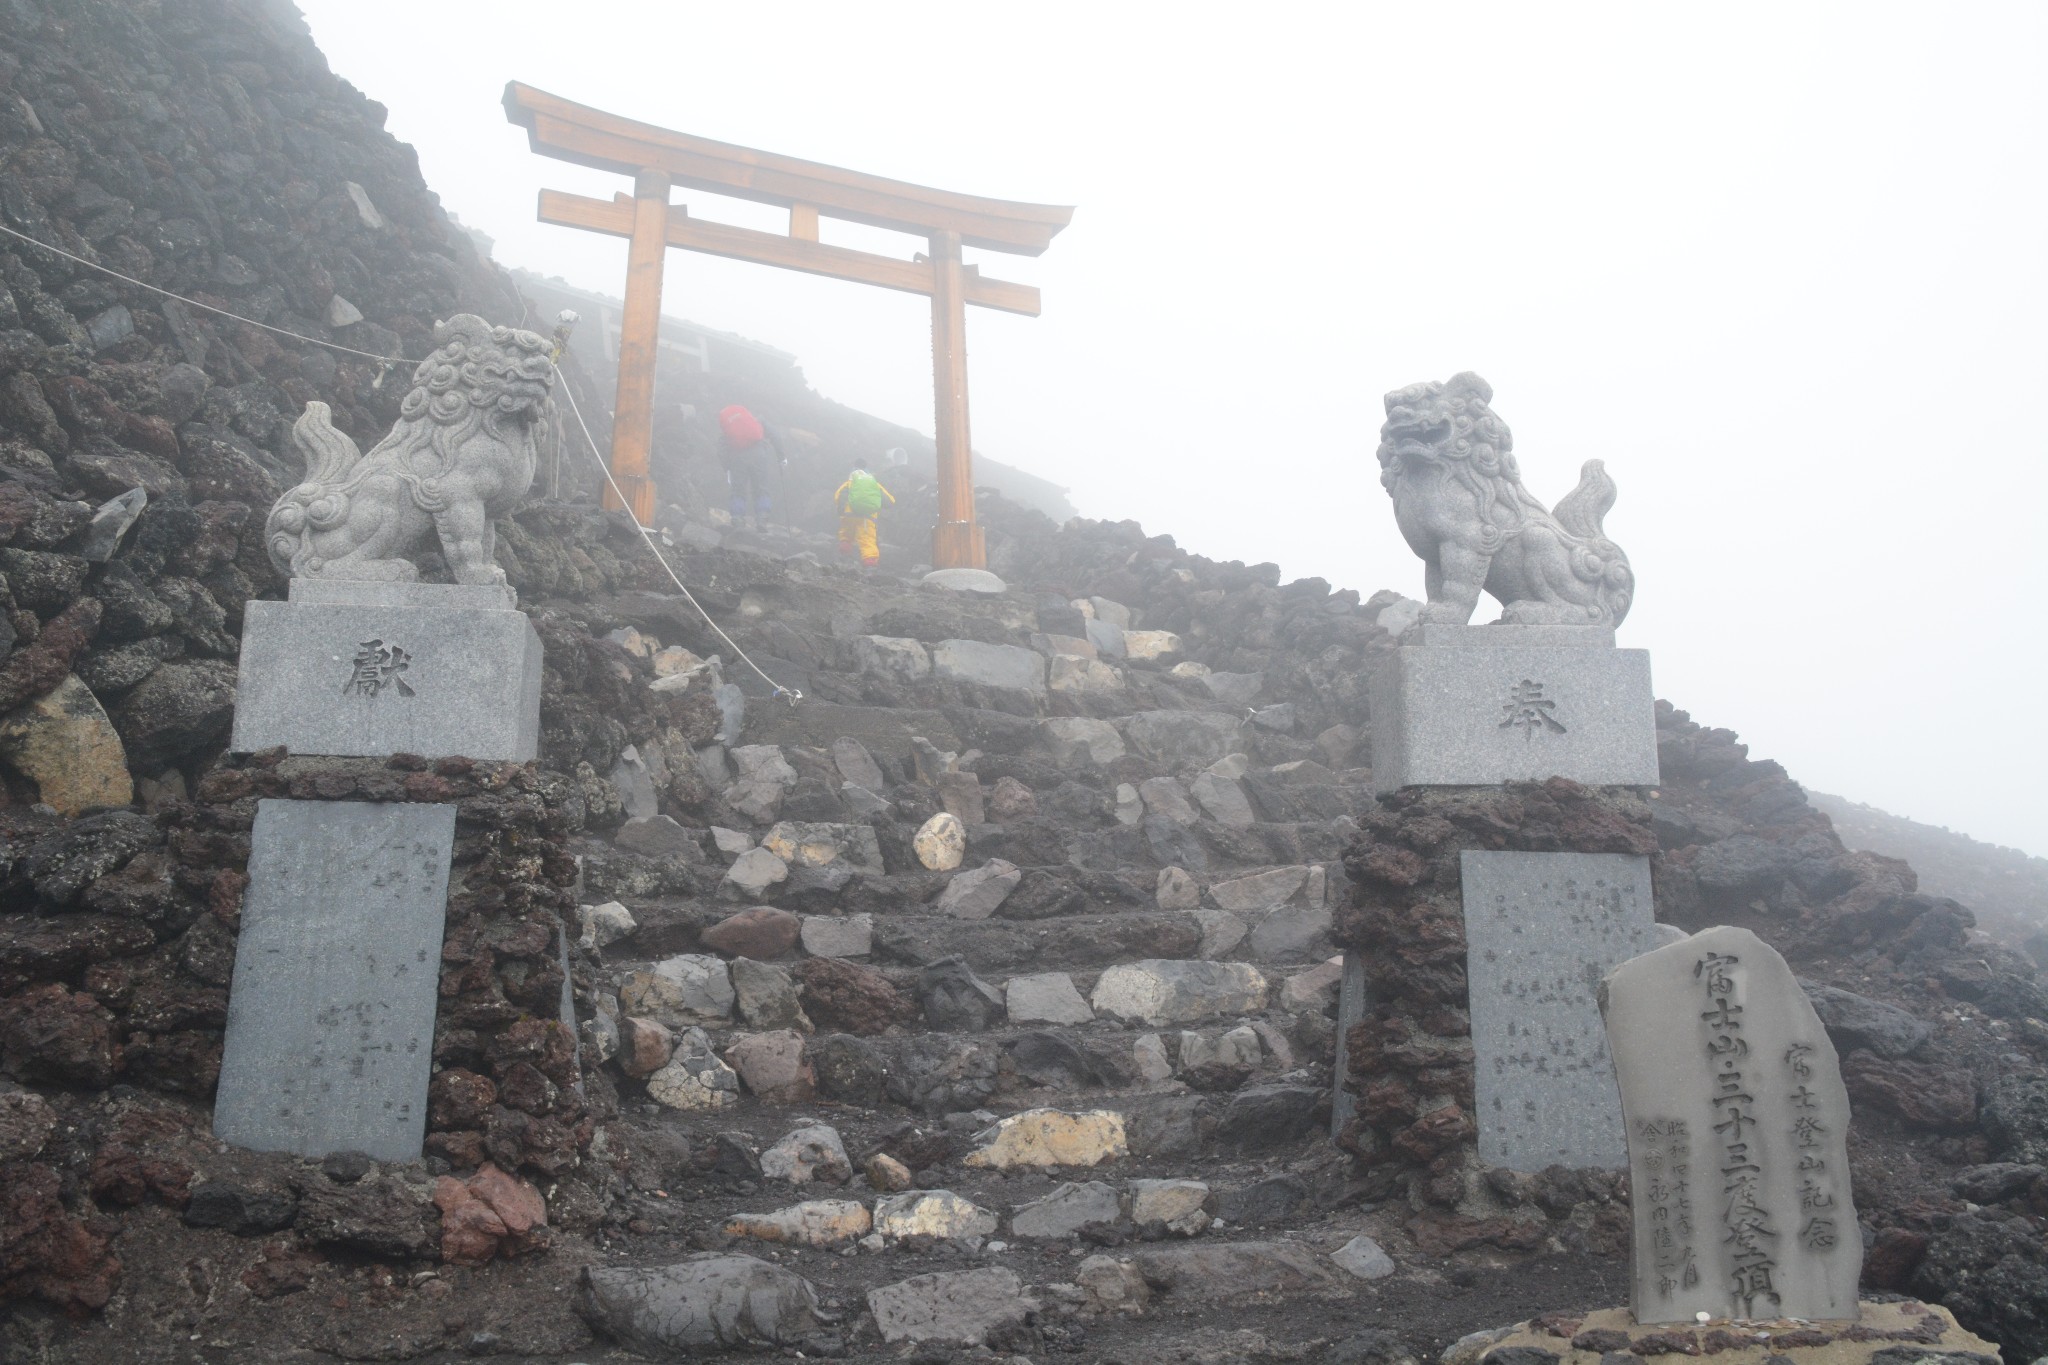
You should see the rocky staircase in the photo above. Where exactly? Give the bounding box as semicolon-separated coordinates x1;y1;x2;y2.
546;514;1409;1352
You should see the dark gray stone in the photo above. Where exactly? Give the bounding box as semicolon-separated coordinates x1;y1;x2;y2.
292;1172;438;1258
1123;1093;1211;1157
867;1266;1032;1347
1800;982;1931;1059
1484;1350;1562;1365
1119;710;1248;769
1006;1030;1117;1090
809;1034;886;1104
1131;1240;1343;1300
1462;850;1658;1170
616;815;699;859
1694;835;1800;894
925;957;1003;1031
1951;1162;2046;1204
182;1178;298;1234
580;1254;832;1355
1215;1175;1308;1227
321;1150;373;1184
213;800;455;1162
1980;1073;2048;1165
80;487;146;562
930;639;1044;696
1214;1084;1321;1153
1009;1180;1123;1238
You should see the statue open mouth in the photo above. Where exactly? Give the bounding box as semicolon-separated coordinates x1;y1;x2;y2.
1374;371;1634;627
1381;412;1454;456
265;314;556;587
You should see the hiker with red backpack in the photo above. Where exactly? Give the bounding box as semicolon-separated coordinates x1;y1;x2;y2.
717;403;785;528
833;462;896;567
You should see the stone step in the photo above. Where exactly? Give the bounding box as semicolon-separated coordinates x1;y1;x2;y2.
584;1094;1393;1353
597;896;1338;979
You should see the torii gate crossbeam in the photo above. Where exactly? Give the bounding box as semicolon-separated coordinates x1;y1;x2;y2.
504;82;1072;570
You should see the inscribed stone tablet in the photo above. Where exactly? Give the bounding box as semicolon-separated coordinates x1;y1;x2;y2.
230;582;542;761
1369;643;1658;792
1460;851;1660;1171
213;800;456;1162
1601;925;1861;1324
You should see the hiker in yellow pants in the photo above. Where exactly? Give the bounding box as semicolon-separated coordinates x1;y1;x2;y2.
834;465;895;567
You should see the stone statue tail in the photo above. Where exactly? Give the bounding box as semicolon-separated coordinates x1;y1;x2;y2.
264;402;364;576
292;401;362;488
1552;459;1616;540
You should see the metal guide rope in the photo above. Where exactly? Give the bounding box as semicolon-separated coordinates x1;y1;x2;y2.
547;369;799;703
0;219;403;366
0;218;799;703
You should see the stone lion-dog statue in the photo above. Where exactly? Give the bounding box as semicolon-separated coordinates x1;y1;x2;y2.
266;313;555;584
1377;371;1633;627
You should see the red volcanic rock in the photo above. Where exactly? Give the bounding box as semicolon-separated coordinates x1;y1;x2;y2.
432;1163;548;1266
700;906;801;960
791;957;916;1036
1844;1052;1979;1131
1;1162;121;1313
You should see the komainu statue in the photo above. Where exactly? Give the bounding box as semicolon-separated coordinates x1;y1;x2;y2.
266;314;555;584
1377;371;1633;627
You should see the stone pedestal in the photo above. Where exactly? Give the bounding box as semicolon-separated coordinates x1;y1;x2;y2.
213;799;456;1161
230;579;542;762
1461;850;1660;1170
1369;625;1658;793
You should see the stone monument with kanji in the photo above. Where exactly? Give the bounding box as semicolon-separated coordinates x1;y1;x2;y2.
212;315;554;1162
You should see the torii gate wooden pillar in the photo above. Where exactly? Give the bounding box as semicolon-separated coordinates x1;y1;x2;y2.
504;83;1072;570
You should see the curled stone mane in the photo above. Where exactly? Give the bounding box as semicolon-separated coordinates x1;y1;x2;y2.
1379;372;1552;557
1376;370;1634;627
390;318;556;483
263;312;555;585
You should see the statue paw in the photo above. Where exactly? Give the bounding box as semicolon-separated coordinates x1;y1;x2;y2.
454;565;508;587
1420;602;1475;625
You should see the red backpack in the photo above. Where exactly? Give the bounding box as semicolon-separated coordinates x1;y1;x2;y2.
718;404;764;447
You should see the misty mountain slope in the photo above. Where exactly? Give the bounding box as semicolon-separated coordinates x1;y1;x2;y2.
1810;791;2048;949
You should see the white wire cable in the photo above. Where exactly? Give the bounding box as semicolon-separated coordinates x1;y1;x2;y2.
547;370;802;704
0;218;799;703
0;220;404;366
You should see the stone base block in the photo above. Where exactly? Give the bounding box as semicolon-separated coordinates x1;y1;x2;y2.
1369;638;1657;793
213;799;456;1162
1461;850;1659;1171
230;579;541;760
1446;1302;1995;1365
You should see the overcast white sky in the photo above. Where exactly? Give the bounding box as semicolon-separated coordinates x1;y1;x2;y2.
299;1;2048;857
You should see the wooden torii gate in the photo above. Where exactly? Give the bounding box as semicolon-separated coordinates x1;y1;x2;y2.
503;83;1072;570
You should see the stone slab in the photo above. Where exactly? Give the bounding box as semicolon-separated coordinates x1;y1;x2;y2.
921;567;1007;595
231;585;542;761
1329;950;1368;1139
1454;1302;1989;1365
213;799;456;1162
1370;643;1657;792
288;578;518;610
1411;623;1616;648
1603;925;1862;1323
1460;850;1660;1171
931;639;1045;695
